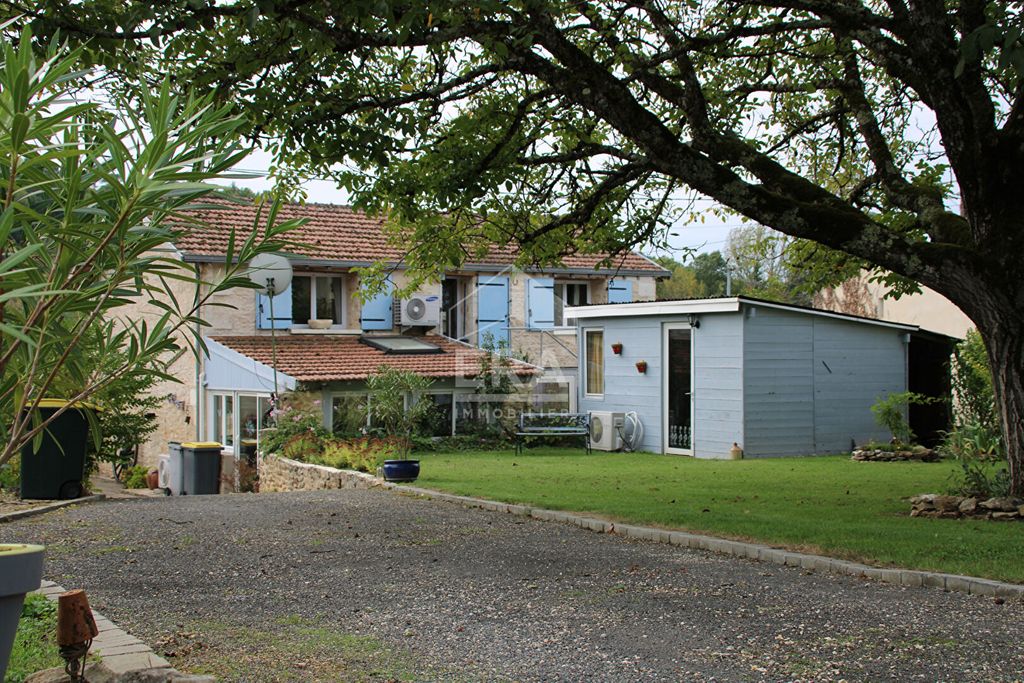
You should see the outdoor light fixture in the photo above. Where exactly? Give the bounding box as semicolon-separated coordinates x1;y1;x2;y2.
57;589;98;683
687;314;701;329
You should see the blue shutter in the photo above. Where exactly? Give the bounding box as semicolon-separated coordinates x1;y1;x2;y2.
476;275;510;350
607;279;633;304
526;277;555;329
256;290;292;329
360;278;394;331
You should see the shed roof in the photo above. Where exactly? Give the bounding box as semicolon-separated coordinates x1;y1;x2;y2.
566;295;957;337
176;200;669;277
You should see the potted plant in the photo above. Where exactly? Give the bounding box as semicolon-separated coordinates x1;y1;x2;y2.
635;360;648;374
366;366;435;483
0;544;45;681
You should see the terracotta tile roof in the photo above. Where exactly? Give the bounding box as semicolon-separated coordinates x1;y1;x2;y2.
176;200;667;274
209;334;541;383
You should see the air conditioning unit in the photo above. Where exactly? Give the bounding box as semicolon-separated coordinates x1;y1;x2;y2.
400;287;442;327
589;411;625;451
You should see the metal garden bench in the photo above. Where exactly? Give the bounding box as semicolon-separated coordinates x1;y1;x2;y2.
515;412;591;455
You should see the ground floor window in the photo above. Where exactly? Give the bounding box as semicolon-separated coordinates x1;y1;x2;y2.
531;379;574;413
331;394;370;436
418;393;455;437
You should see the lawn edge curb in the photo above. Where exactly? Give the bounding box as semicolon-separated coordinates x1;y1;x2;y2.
386;483;1024;600
33;580;211;679
0;494;105;524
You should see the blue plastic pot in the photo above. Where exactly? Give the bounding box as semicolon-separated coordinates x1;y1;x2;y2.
382;459;420;483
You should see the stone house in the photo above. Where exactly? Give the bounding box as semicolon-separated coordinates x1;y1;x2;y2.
125;200;667;468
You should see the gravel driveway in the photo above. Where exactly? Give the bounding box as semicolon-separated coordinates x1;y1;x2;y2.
3;489;1023;682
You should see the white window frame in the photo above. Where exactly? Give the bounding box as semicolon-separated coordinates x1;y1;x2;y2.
582;327;605;399
554;280;590;328
291;272;346;329
208;391;274;456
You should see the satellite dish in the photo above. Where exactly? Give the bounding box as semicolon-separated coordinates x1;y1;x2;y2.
245;253;293;295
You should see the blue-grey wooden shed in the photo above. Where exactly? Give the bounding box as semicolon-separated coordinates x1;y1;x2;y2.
569;297;952;458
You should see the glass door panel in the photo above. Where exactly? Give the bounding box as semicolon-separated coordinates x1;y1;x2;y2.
667;328;692;451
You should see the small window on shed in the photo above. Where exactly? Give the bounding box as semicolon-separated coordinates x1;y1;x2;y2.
584;329;604;396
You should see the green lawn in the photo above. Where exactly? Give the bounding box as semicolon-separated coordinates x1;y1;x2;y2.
415;449;1024;583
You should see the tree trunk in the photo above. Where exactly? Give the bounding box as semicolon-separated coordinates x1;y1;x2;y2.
971;303;1024;497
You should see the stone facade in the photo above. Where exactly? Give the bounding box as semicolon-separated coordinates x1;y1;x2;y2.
258;453;383;492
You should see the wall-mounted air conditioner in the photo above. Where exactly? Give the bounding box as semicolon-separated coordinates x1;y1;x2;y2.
400;286;442;327
589;411;625;451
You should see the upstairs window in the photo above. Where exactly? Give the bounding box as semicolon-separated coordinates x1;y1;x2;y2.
292;275;344;326
554;282;588;327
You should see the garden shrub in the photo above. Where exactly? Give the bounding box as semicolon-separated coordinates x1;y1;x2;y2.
122;465;149;489
870;391;938;447
0;457;19;492
281;431;325;462
306;437;400;473
259;393;329;457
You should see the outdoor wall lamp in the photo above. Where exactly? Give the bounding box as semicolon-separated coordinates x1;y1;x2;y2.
687;314;701;329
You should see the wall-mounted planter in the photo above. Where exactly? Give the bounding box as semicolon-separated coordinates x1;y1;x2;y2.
611;343;623;355
635;360;648;374
0;544;45;682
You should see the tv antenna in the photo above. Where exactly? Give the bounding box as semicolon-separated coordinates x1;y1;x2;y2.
245;253;293;397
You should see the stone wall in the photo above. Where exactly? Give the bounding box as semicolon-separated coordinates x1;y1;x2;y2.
259;453;382;492
909;494;1023;520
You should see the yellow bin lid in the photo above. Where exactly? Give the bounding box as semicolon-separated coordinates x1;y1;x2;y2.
181;442;222;449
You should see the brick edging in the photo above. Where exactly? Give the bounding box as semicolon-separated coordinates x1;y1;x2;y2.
34;581;176;676
0;494;105;524
383;482;1024;600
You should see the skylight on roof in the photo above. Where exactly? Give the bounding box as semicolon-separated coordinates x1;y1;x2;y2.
360;336;443;354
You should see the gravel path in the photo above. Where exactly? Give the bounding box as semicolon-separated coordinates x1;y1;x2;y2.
3;489;1023;682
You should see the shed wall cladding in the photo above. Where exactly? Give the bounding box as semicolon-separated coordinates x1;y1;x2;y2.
577;316;664;453
576;313;745;456
691;313;745;458
742;306;907;455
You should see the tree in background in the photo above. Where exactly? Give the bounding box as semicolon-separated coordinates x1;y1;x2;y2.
654;257;706;300
0;31;300;468
23;2;1024;492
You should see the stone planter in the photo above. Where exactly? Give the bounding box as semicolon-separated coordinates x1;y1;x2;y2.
0;544;45;681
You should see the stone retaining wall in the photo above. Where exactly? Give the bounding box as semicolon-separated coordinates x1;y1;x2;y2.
259;454;382;492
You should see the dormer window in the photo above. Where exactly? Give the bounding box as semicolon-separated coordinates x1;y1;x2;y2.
292;274;345;327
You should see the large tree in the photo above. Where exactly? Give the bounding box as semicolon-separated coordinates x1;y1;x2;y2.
15;1;1024;492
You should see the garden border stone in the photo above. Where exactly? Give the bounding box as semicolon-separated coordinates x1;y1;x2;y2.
32;580;212;681
384;482;1024;600
0;495;105;524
